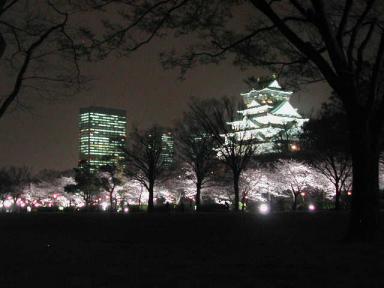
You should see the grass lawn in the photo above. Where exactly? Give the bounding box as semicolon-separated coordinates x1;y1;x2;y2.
0;212;382;287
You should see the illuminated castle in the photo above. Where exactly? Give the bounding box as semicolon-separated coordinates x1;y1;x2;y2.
228;76;308;154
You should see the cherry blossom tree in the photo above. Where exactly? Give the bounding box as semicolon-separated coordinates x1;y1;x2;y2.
189;96;256;211
240;165;291;210
65;164;102;208
175;101;217;211
158;165;196;207
122;126;166;212
275;159;332;210
99;163;123;212
0;166;31;211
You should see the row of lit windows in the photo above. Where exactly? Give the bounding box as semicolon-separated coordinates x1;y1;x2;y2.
80;143;124;149
82;130;126;134
80;127;125;133
81;112;125;118
80;138;125;143
80;121;126;126
80;146;124;151
81;118;126;123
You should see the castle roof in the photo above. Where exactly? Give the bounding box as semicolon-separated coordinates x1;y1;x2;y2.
240;79;293;100
270;100;302;118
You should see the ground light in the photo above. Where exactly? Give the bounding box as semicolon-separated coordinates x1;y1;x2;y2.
308;204;316;211
101;202;109;211
258;203;270;214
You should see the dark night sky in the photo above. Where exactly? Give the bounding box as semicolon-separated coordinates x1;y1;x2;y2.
0;35;331;173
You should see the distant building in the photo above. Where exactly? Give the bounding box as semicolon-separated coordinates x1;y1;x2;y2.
161;131;174;168
228;76;308;154
79;106;127;170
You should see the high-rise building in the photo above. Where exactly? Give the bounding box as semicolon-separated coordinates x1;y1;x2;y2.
161;131;174;168
227;76;308;154
79;106;127;170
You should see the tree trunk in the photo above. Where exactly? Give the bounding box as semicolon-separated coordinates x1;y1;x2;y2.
195;180;202;211
0;33;5;59
233;173;240;211
241;194;246;212
147;180;154;213
292;193;298;211
109;190;114;213
85;192;90;208
347;119;380;241
334;184;341;211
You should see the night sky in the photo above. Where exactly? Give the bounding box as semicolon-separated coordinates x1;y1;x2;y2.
0;36;330;172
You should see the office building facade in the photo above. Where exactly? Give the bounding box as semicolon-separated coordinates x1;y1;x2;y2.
161;131;175;168
79;107;127;170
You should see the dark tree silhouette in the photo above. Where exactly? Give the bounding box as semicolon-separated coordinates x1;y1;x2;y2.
122;126;165;212
0;0;86;119
301;98;352;210
99;162;123;212
65;164;102;208
175;100;217;211
189;96;256;211
273;120;302;155
0;166;31;211
90;0;384;240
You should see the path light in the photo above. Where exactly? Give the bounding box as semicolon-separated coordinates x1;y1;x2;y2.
101;202;108;211
258;203;270;214
124;207;129;213
290;144;298;151
308;204;316;211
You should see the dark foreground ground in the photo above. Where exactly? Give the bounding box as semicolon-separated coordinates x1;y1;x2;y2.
0;212;383;288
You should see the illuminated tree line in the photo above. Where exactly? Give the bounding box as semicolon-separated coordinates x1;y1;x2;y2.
1;96;369;213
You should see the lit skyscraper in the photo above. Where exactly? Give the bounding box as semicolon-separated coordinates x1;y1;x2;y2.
79;107;127;170
161;131;174;168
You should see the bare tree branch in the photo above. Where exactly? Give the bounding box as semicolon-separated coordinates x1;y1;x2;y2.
0;14;68;118
337;0;353;46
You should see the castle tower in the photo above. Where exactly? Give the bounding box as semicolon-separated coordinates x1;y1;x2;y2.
228;77;308;154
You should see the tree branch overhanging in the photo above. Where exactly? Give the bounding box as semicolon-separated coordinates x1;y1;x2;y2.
0;14;68;118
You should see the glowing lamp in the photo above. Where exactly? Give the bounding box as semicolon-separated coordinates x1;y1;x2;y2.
101;202;108;211
258;203;270;214
290;144;298;151
308;204;316;211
